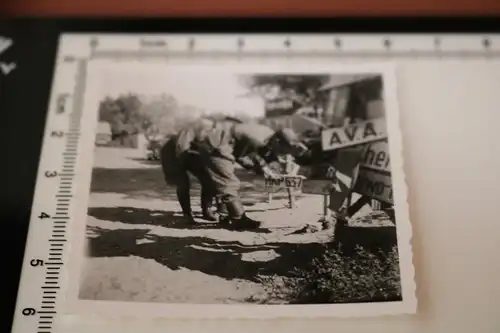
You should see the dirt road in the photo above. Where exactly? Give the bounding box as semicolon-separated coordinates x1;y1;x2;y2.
79;147;374;304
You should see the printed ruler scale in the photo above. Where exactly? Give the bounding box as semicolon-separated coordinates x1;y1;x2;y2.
9;34;500;333
11;55;87;333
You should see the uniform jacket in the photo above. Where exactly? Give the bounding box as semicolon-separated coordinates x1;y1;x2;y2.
175;120;275;174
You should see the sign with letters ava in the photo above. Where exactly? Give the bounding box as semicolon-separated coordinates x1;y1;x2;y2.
321;118;387;151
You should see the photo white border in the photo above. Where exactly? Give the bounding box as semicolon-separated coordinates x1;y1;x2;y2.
62;56;416;319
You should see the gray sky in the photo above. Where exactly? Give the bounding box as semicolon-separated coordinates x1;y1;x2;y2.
98;67;266;117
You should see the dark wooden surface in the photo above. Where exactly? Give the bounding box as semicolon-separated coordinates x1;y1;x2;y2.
2;0;500;16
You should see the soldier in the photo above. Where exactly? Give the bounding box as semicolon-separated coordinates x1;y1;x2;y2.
161;118;306;230
160;118;222;222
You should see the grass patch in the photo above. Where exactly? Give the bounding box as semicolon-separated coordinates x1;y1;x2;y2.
259;245;402;304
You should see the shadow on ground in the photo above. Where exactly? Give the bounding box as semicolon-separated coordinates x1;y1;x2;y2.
86;226;326;283
87;206;283;233
127;157;162;166
88;207;207;228
90;167;303;202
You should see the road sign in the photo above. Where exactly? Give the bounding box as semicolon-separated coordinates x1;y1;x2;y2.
321;118;387;151
264;175;305;190
354;167;393;204
361;139;391;173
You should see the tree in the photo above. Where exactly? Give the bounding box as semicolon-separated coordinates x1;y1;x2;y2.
139;94;212;140
238;74;331;108
98;93;144;136
140;94;179;139
114;93;143;134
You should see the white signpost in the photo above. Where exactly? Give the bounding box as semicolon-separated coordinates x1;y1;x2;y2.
264;155;303;208
305;118;394;220
362;140;391;173
321;118;387;151
354;167;393;205
264;175;304;190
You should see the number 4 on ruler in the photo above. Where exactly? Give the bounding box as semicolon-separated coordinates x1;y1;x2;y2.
39;212;51;219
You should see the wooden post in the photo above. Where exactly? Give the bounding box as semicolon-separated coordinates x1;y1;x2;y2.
347;194;371;218
323;194;329;217
287;188;294;209
268;192;273;204
345;193;352;211
285;154;295;209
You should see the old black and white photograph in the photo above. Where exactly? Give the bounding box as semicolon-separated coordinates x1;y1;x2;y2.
66;60;415;318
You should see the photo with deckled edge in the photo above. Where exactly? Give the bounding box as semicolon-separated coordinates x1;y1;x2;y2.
62;57;416;319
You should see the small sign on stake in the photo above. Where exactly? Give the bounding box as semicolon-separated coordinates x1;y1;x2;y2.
265;155;303;208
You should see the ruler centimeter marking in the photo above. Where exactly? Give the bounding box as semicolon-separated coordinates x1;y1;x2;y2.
9;33;500;333
11;49;84;333
82;34;500;58
44;34;500;61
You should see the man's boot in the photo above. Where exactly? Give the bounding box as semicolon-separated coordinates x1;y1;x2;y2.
200;191;218;222
177;188;195;224
223;199;262;230
216;198;228;216
234;214;263;230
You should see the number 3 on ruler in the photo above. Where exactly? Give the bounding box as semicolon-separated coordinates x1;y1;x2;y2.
44;171;58;178
50;131;64;137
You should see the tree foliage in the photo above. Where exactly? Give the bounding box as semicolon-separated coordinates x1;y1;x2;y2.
140;94;180;139
239;74;331;108
98;93;143;136
98;92;214;144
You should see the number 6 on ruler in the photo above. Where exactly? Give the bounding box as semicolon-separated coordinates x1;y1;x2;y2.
22;308;36;316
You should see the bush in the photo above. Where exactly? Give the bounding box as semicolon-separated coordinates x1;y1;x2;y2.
260;245;402;304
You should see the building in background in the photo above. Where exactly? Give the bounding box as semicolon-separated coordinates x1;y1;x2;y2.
260;97;326;137
260;107;326;136
319;74;384;127
95;121;112;146
254;75;385;141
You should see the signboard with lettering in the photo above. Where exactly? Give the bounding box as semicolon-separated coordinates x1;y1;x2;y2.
361;140;391;173
300;169;393;207
265;175;305;191
297;137;394;208
321;118;387;151
354;167;393;204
